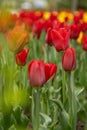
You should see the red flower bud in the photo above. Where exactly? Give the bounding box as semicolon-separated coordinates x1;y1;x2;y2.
51;28;70;52
45;28;53;46
28;60;57;87
62;48;76;71
82;35;87;51
15;48;29;66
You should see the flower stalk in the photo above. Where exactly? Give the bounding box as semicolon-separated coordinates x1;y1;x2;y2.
32;88;40;130
35;89;40;130
67;71;77;130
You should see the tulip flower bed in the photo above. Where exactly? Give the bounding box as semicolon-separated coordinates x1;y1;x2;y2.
0;9;87;130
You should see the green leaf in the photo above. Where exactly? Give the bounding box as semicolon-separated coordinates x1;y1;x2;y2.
21;113;29;127
0;126;4;130
75;87;84;96
8;125;16;130
40;112;52;129
13;106;22;123
50;99;64;111
59;110;71;130
50;98;71;130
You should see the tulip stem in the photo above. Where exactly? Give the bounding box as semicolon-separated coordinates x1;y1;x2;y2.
62;70;66;104
20;66;22;87
35;89;40;130
67;71;77;130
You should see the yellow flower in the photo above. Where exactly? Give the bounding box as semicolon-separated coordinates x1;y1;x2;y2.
58;11;73;22
83;12;87;22
43;11;50;20
77;31;83;44
6;25;29;53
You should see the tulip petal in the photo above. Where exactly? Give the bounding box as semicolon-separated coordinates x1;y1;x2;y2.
45;63;57;82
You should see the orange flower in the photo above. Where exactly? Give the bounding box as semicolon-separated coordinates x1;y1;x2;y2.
0;9;17;32
6;25;29;53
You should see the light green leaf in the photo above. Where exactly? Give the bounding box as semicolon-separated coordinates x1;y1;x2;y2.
40;112;52;129
8;125;16;130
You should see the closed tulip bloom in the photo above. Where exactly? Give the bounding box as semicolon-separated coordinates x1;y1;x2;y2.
82;35;87;51
51;28;70;52
28;60;57;87
28;60;46;87
45;28;53;46
15;48;29;66
70;24;80;39
62;48;76;71
6;25;29;53
32;20;44;39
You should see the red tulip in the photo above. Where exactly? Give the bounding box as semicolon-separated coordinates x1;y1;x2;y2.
51;28;70;52
70;24;80;39
45;28;53;46
19;11;43;22
79;10;84;19
73;15;80;24
62;48;76;71
32;20;44;39
82;35;87;51
73;11;84;24
45;63;57;82
80;22;87;32
49;12;57;21
28;60;57;87
15;48;29;66
43;19;53;32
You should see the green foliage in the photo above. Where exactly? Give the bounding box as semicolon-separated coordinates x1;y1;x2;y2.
58;0;87;10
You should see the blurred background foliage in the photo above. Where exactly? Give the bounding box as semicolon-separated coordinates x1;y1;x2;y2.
0;0;87;12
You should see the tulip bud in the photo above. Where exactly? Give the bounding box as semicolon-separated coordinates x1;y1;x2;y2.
15;48;29;66
28;60;46;87
45;28;53;46
62;48;76;71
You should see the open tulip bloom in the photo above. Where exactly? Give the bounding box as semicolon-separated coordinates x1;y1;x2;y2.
51;28;70;52
28;60;57;87
15;48;29;66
